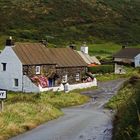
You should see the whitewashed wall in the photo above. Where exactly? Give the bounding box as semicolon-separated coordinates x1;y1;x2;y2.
134;54;140;67
39;78;97;92
21;76;97;93
0;46;23;91
67;78;97;92
23;75;40;93
114;63;126;74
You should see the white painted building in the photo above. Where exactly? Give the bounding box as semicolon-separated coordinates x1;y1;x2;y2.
0;45;23;91
0;38;97;93
113;48;140;74
134;54;140;67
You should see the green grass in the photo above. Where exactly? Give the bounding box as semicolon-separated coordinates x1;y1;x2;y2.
106;83;134;109
96;73;127;82
88;42;121;57
0;91;89;140
106;76;140;139
96;66;140;82
88;42;140;58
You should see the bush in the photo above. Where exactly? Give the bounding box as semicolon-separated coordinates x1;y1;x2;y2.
106;77;140;139
88;65;114;74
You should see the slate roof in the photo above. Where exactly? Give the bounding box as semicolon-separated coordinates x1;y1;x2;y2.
77;51;101;65
12;43;87;67
113;48;140;59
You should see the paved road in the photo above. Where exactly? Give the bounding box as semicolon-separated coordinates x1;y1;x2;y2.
10;79;126;140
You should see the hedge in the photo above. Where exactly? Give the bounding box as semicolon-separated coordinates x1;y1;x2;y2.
88;65;114;74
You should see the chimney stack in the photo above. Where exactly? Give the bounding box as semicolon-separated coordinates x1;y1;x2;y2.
69;42;76;50
39;39;48;47
6;36;14;46
80;42;88;54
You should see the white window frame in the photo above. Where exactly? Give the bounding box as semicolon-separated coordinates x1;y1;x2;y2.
75;73;80;81
62;74;67;83
14;79;19;87
35;66;41;74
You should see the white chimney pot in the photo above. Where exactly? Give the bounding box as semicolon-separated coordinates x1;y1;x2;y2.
80;46;88;54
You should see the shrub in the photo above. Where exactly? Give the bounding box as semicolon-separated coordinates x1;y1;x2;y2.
88;65;114;74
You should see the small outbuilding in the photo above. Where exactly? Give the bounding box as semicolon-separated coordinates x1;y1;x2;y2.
113;47;140;74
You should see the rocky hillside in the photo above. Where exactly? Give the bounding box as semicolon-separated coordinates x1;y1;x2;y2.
0;0;140;45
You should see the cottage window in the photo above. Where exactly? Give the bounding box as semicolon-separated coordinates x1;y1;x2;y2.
2;63;6;71
62;74;67;83
75;73;80;81
14;79;19;87
35;66;40;74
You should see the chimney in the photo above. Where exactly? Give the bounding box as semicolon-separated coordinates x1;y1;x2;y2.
80;42;88;54
5;36;14;46
39;39;48;47
69;42;76;50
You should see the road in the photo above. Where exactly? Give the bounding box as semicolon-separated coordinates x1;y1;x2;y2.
10;79;126;140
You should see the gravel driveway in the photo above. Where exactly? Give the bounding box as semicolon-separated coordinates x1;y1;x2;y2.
10;79;126;140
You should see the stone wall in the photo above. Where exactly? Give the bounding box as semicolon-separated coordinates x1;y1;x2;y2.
23;64;56;77
56;67;87;84
23;65;87;87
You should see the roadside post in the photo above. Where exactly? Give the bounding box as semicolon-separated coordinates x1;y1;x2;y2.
0;90;7;112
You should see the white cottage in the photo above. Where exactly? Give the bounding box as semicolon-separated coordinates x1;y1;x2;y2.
113;47;140;74
0;38;97;93
0;39;43;92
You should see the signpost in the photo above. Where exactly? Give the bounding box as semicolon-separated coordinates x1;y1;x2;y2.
0;90;7;112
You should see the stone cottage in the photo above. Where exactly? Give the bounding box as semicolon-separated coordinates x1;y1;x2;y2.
0;38;97;92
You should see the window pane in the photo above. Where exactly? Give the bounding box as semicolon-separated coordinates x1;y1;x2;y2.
36;66;40;74
2;63;6;71
76;73;80;81
14;79;18;87
62;74;67;83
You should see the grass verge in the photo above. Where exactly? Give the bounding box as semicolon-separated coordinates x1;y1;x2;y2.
96;73;127;82
0;91;89;140
106;76;140;139
96;67;140;82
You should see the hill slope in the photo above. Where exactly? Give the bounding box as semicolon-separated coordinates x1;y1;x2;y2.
0;0;140;46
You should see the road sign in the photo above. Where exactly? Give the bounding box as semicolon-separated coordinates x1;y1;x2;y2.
0;90;7;99
0;90;7;112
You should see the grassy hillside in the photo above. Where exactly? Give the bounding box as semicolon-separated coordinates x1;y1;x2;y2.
0;0;140;49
